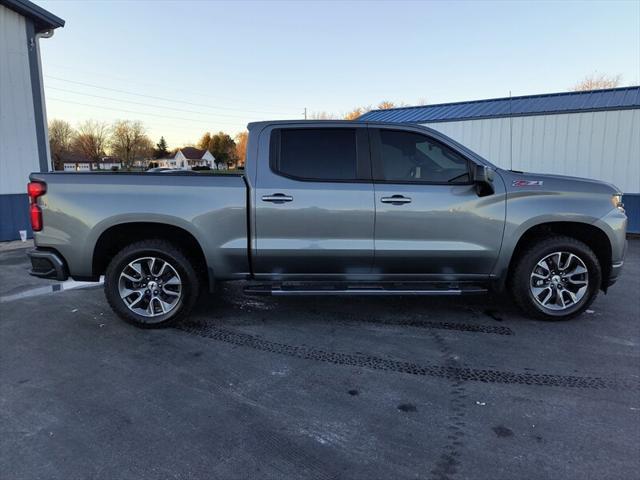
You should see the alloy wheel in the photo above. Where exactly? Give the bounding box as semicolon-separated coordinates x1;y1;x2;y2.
529;251;589;311
118;256;182;318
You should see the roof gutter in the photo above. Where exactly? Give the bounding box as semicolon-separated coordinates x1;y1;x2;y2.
0;0;65;31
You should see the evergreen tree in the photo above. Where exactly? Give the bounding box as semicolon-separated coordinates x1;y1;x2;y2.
154;136;169;159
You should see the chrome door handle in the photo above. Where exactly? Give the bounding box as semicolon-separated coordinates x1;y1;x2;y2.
381;195;412;204
262;193;293;203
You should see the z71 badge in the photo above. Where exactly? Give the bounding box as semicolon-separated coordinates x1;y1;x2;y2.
512;180;543;187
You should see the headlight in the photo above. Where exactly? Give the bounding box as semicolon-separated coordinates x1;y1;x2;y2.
611;194;625;212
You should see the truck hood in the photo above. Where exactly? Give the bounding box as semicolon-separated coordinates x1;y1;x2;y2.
500;169;620;195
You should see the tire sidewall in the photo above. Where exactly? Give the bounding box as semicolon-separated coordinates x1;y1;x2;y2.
105;243;198;327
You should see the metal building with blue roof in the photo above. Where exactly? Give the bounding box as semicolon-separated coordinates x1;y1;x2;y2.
360;87;640;233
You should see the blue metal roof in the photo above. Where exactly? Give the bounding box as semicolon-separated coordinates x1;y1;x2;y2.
359;86;640;123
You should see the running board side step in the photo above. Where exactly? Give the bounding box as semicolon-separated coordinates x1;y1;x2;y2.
244;283;488;296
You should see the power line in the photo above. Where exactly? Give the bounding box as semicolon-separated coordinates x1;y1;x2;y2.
46;86;281;121
44;75;298;116
46;63;292;110
46;97;253;127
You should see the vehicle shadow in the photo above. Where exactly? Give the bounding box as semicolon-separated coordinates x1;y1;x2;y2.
190;282;524;328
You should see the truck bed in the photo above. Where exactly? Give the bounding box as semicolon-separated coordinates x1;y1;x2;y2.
29;172;250;281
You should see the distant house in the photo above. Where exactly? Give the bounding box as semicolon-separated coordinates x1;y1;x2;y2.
62;154;122;171
151;158;173;169
159;147;218;170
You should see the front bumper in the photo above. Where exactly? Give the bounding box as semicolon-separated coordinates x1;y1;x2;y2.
607;242;627;288
27;248;69;281
594;207;628;290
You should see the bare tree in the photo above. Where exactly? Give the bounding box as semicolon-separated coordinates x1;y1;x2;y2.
132;135;154;165
343;107;365;120
312;99;407;121
377;101;396;110
72;120;109;161
110;120;148;169
48;119;75;170
309;111;337;120
343;100;398;119
572;73;622;91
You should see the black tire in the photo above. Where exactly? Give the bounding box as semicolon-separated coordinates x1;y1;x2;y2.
509;236;601;320
104;239;200;328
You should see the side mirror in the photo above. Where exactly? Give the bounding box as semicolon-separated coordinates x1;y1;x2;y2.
472;165;494;196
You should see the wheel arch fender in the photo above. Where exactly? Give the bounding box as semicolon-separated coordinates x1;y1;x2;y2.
89;215;213;290
494;216;612;291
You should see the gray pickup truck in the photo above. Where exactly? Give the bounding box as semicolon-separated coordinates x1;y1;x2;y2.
27;121;627;327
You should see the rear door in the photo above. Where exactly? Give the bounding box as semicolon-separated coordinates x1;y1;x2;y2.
370;126;505;278
253;125;374;278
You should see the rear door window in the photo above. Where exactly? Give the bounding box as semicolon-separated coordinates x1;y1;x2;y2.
271;128;359;181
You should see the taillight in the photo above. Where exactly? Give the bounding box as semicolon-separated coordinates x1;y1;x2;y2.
27;181;46;231
30;204;43;231
28;181;46;199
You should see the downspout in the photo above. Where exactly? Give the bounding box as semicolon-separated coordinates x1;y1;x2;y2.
35;29;55;170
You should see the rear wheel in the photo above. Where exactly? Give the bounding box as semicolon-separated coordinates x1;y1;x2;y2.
509;236;601;320
104;239;200;328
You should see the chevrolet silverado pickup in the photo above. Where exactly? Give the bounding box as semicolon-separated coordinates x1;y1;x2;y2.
27;121;627;327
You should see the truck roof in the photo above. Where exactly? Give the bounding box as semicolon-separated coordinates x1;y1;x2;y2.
245;119;496;169
246;119;418;130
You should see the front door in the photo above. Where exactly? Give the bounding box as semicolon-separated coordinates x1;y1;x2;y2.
254;125;374;278
370;127;505;278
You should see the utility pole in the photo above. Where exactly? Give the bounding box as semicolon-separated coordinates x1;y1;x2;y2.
303;107;307;120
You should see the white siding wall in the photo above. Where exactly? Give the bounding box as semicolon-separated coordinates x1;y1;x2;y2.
174;150;187;169
157;158;177;168
422;109;640;193
0;4;40;195
202;150;215;167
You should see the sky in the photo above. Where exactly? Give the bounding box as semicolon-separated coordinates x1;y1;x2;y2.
37;0;640;149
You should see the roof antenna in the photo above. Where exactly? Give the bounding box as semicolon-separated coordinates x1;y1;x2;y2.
509;90;513;171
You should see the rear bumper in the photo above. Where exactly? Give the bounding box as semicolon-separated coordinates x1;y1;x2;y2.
27;248;69;281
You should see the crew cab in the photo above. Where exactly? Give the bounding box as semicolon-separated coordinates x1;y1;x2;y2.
27;121;627;327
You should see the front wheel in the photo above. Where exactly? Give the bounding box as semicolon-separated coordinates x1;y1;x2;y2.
104;239;200;328
509;236;601;320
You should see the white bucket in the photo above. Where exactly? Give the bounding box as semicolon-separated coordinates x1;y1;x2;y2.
19;230;27;242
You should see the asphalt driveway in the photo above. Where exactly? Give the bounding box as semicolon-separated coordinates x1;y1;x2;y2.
1;240;638;480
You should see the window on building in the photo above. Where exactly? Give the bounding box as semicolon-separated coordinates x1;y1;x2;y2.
271;128;358;181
